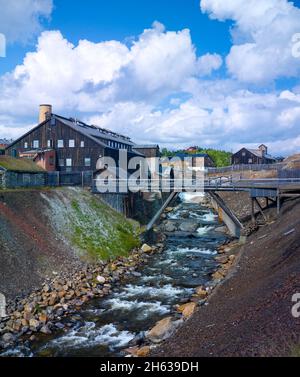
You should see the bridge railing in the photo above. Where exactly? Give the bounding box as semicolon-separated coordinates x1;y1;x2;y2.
92;176;300;193
208;163;283;174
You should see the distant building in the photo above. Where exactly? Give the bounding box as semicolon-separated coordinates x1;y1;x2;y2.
0;155;46;189
231;144;276;165
132;145;160;158
185;146;198;153
0;138;13;155
6;105;142;172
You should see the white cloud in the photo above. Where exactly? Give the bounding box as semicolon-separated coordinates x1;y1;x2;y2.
200;0;300;83
197;53;222;76
0;0;53;44
1;17;300;156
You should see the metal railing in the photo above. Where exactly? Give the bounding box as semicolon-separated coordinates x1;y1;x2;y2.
208;163;283;174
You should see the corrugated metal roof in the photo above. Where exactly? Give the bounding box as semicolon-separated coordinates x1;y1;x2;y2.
55;115;135;147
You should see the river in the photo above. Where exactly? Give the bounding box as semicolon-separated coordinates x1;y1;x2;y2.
3;195;227;357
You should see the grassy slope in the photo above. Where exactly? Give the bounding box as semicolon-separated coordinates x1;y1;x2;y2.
0;156;45;172
42;188;141;261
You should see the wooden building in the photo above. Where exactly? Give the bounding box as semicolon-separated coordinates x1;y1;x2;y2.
231;145;276;165
0;139;13;155
0;156;46;189
6;105;142;172
132;145;160;158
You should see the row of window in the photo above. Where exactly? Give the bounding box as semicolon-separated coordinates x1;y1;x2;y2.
58;158;91;167
107;140;132;151
25;139;132;150
24;140;85;149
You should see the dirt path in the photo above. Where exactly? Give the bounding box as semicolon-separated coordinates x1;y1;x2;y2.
152;198;300;357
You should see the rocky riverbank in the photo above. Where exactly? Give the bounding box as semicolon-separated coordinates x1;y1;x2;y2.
122;237;239;357
0;242;165;353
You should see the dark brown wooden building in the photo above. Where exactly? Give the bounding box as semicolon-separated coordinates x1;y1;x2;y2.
6;105;143;172
231;144;276;165
132;144;160;158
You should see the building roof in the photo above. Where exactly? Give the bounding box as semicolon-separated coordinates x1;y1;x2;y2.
6;114;135;150
173;153;210;159
133;144;160;149
246;148;276;161
0;156;45;172
55;115;135;147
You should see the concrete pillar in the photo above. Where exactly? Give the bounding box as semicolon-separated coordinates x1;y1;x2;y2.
0;292;6;318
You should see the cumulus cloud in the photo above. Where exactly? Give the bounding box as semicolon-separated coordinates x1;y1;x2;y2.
1;16;300;156
0;0;53;44
0;24;222;117
200;0;300;83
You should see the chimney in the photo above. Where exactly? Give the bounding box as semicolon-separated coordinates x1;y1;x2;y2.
39;104;52;124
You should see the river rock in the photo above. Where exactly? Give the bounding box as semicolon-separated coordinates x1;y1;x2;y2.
29;319;40;331
136;346;151;357
141;244;152;253
215;255;229;264
215;226;227;233
195;287;208;299
2;332;14;344
212;271;224;281
40;325;52;335
178;302;197;318
96;276;106;284
147;317;174;343
179;222;198;232
164;222;176;232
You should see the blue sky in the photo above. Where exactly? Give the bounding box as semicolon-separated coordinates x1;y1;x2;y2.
0;0;232;75
1;0;300;155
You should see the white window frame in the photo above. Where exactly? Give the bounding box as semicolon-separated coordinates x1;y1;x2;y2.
80;141;84;147
57;140;64;148
24;142;28;149
69;139;75;148
33;140;39;148
66;158;72;167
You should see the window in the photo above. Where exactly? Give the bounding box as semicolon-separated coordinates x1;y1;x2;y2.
47;139;53;148
242;152;246;157
66;158;72;167
24;142;28;149
57;140;64;148
80;141;84;147
33;140;39;148
248;158;253;164
59;159;64;167
69;139;75;148
84;158;91;167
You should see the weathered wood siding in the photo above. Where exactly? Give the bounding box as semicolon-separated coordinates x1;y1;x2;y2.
6;119;105;172
232;148;262;165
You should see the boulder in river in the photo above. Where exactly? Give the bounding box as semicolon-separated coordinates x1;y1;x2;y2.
179;221;198;233
164;221;177;232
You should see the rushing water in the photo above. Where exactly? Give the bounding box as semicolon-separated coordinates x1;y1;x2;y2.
2;197;227;357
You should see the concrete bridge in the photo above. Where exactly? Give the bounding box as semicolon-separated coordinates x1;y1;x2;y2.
92;176;300;238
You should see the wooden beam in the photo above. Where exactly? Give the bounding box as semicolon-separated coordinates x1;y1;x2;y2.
251;198;256;224
254;198;268;222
